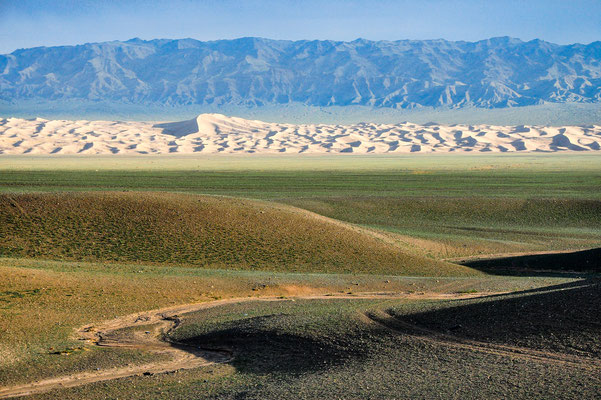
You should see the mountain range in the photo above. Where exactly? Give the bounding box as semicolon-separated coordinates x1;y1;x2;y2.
1;37;600;109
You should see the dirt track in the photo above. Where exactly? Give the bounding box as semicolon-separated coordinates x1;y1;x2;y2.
1;290;596;398
0;292;483;398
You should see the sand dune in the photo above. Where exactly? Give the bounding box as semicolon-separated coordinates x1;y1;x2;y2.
1;114;600;155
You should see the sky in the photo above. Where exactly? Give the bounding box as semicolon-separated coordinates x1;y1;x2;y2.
1;0;600;53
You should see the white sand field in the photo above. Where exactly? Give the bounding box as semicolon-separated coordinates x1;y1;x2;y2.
0;113;600;155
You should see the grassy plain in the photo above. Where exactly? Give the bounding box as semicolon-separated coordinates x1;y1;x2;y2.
0;153;599;399
1;154;600;257
1;154;600;200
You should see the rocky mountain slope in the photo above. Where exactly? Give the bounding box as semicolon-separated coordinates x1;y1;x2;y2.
1;37;600;109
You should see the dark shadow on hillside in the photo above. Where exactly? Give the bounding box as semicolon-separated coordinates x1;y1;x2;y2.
177;314;370;375
170;279;601;377
153;117;199;137
386;277;601;357
462;247;601;276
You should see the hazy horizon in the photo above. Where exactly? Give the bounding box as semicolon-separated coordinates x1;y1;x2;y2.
4;35;600;54
1;0;600;53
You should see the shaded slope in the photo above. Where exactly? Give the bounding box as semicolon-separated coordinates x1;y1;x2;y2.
463;247;601;273
386;278;601;358
162;293;600;399
0;192;473;276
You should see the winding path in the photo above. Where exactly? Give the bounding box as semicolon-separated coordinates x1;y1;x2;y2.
0;290;597;398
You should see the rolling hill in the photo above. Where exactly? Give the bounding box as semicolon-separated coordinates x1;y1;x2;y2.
0;192;475;276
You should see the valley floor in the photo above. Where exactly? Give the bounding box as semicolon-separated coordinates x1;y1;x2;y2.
0;256;598;399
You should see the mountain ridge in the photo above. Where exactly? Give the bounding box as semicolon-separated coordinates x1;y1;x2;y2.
2;37;601;109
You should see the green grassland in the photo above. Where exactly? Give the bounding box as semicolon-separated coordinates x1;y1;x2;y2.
0;192;471;276
0;153;599;399
1;154;600;258
1;154;600;200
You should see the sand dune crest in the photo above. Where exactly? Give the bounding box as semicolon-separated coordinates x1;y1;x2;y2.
1;113;600;155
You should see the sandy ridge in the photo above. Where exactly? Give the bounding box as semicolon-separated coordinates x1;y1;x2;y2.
1;113;600;154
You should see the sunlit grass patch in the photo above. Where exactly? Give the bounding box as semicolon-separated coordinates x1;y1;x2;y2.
0;192;474;276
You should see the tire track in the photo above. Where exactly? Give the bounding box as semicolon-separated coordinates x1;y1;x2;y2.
0;292;410;398
1;290;580;399
365;309;601;371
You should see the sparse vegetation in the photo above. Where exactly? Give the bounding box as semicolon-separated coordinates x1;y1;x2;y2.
283;196;601;257
0;192;472;276
0;257;564;388
22;290;599;399
0;154;599;399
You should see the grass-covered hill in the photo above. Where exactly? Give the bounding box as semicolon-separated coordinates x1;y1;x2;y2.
284;196;601;257
0;192;475;276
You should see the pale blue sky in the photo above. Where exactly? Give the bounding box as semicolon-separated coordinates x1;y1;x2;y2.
1;0;600;53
